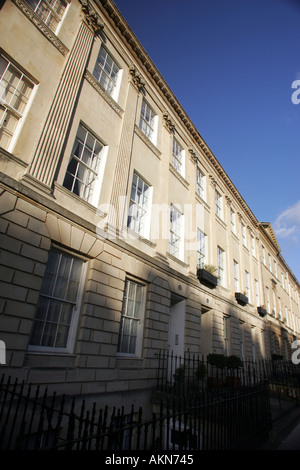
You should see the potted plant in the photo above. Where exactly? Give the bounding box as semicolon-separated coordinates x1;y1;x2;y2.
195;361;207;382
225;355;243;388
207;353;227;368
197;264;218;289
235;291;248;306
257;305;267;317
207;353;226;388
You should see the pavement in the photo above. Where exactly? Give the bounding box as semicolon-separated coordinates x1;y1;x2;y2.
261;396;300;450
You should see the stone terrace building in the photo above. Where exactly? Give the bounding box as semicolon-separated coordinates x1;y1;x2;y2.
0;0;299;410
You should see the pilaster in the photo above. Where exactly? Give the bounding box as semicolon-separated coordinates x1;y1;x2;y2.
107;66;145;234
25;0;103;190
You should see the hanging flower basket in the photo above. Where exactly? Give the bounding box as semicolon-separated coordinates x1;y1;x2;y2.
235;292;248;306
257;306;267;317
197;268;218;289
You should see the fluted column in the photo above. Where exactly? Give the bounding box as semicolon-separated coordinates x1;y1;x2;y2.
107;65;145;234
27;0;103;188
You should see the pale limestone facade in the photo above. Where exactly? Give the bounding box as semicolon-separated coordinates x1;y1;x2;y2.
0;0;299;408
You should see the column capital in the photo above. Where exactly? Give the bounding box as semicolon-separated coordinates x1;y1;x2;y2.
208;174;217;187
225;195;232;205
163;112;175;134
189;147;198;163
79;0;104;34
129;64;146;92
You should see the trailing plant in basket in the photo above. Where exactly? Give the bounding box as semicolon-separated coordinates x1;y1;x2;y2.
226;355;243;369
207;353;227;369
195;362;207;381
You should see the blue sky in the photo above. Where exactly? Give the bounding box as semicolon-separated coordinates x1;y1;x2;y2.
113;0;300;282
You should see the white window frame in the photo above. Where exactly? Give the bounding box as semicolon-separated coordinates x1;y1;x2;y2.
223;316;230;356
245;270;250;302
278;297;282;321
63;124;107;206
255;279;260;307
24;0;69;34
0;54;35;151
233;260;239;292
93;44;122;101
169;205;184;261
215;189;222;219
139;99;158;145
272;289;277;316
230;208;236;234
241;223;247;247
266;287;270;313
127;172;152;239
29;248;86;353
172;137;185;177
268;254;272;272
197;229;206;268
251;235;256;257
217;246;225;286
196;167;205;200
274;260;278;278
117;278;146;357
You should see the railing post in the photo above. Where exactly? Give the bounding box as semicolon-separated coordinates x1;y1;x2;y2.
66;398;76;450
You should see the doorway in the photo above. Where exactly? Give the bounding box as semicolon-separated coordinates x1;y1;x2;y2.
168;293;186;358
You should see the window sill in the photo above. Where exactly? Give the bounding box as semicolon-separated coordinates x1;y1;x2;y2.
24;351;76;368
134;125;161;159
12;0;69;56
53;182;106;218
231;231;239;243
195;191;210;211
167;252;189;268
84;69;124;117
215;214;227;230
169;163;189;189
124;226;156;248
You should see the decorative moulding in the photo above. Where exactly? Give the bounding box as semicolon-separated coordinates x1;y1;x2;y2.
84;69;123;117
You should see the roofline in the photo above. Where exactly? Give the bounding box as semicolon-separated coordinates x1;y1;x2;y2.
95;0;299;286
97;0;259;224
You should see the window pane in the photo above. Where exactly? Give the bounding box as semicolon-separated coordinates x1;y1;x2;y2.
93;45;119;96
46;299;61;323
118;280;144;355
53;254;72;299
41;322;57;347
63;125;103;203
139;100;154;140
41;250;61;296
67;258;83;301
24;0;67;32
127;173;150;236
30;250;84;350
0;55;34;150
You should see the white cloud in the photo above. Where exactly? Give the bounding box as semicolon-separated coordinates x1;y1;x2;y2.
274;200;300;243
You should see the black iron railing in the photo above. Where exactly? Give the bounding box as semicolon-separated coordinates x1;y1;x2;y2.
156;350;300;401
0;371;272;451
